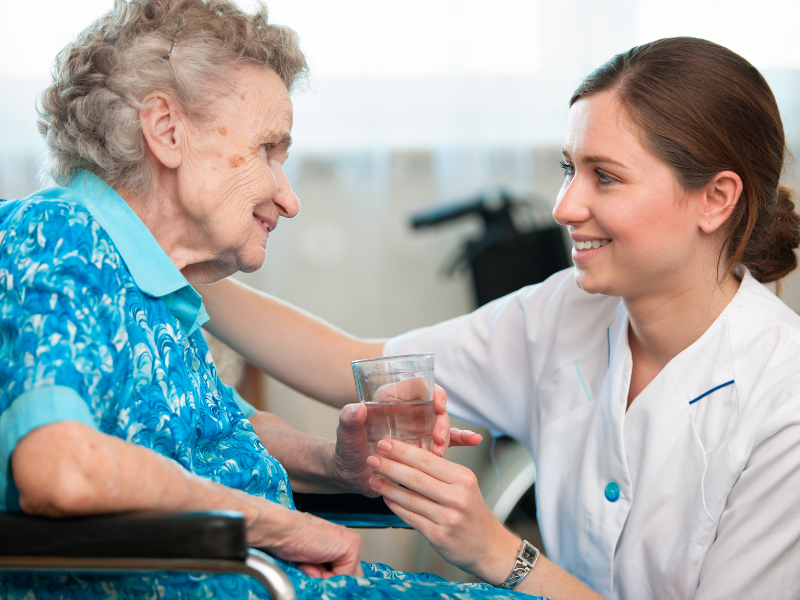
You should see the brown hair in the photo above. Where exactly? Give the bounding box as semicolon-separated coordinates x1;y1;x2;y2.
38;0;308;194
571;37;800;284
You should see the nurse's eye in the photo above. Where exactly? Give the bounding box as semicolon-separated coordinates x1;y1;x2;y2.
595;169;615;187
559;160;575;178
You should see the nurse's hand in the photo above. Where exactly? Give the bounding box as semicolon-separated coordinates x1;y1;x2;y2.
332;385;481;496
366;439;519;585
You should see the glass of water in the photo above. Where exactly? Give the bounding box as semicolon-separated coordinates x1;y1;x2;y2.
352;354;436;457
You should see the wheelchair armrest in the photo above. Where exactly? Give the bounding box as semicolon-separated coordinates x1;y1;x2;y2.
292;493;410;528
0;511;297;600
0;510;247;559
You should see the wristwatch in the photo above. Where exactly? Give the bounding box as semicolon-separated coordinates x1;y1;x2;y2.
496;539;540;590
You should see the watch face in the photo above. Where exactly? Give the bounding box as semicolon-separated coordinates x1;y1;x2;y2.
520;541;539;565
496;541;540;589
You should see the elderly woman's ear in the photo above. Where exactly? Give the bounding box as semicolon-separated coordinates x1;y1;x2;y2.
139;93;186;170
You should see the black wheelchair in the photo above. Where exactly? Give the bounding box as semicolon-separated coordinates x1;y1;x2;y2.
0;493;406;600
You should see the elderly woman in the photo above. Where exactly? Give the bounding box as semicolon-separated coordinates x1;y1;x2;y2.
0;1;525;599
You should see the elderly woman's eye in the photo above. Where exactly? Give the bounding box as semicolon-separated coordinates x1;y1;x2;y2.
262;144;272;154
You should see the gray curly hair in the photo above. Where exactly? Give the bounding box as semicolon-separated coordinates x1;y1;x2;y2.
37;0;308;193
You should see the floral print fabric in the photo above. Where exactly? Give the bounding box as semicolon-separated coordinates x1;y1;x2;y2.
0;190;535;600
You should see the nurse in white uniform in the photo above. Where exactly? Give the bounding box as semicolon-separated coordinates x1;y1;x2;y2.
199;37;800;599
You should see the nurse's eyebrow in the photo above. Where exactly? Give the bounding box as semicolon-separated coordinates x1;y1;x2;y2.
561;148;629;170
584;155;629;169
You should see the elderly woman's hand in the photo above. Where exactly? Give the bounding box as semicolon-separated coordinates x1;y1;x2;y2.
254;507;363;578
365;439;518;586
331;385;482;496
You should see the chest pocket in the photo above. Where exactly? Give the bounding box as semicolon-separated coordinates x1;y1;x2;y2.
690;384;738;461
689;384;739;521
537;355;605;423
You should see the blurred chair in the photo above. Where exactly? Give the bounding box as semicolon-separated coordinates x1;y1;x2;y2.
411;190;570;307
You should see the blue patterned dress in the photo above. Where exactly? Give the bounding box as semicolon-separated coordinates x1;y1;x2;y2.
0;171;536;600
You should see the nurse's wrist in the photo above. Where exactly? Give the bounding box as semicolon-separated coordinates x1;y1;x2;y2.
473;525;523;586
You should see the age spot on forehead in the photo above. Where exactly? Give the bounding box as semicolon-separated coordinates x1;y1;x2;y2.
228;154;246;169
218;127;227;136
240;93;245;101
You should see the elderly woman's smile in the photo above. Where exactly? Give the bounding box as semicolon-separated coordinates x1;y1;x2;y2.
126;65;300;283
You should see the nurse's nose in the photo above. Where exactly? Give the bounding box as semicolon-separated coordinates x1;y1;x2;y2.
553;176;591;226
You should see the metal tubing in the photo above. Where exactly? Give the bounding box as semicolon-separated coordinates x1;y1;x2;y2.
244;549;297;600
490;460;537;524
0;552;297;600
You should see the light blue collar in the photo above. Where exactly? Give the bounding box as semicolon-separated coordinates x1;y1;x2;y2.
66;170;209;336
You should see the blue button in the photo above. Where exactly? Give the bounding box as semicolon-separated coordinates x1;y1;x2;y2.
604;482;620;502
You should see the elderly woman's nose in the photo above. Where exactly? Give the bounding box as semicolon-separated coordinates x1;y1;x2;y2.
266;160;300;218
273;182;300;218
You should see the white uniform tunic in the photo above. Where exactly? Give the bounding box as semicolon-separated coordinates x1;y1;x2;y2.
384;268;800;600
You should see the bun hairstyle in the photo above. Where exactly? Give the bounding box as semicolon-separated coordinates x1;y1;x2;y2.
37;0;307;194
571;37;800;284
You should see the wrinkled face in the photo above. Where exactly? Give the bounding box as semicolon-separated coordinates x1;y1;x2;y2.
179;65;299;274
553;92;700;299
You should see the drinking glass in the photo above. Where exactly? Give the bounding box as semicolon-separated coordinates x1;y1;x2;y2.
352;353;435;457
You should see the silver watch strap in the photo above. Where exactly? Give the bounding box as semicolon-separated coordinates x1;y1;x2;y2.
496;539;540;590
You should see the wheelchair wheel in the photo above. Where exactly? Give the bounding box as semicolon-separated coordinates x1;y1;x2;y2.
481;437;544;555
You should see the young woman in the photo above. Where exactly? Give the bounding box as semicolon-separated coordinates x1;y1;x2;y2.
200;37;800;599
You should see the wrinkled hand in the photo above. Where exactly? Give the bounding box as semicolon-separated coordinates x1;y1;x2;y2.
366;439;518;585
254;505;363;578
331;385;482;495
330;402;377;496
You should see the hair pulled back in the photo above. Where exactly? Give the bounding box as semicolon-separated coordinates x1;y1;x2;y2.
571;37;800;284
38;0;308;194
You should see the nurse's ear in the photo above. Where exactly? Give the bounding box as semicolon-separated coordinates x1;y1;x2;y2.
697;170;743;234
139;92;186;170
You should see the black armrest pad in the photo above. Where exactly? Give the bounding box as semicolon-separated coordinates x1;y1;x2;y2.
293;493;394;516
0;511;247;560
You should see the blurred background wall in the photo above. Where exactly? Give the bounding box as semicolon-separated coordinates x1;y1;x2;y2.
2;0;800;578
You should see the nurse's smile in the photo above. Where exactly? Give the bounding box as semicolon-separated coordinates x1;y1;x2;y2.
571;236;611;263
